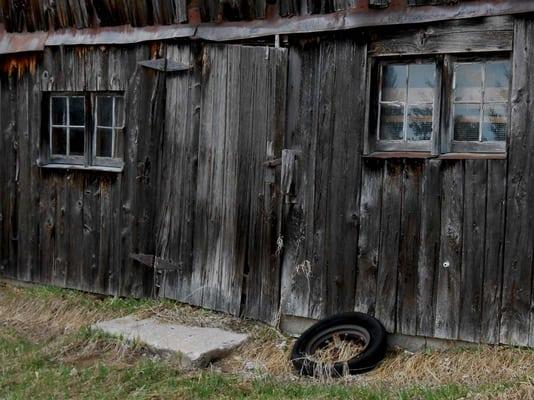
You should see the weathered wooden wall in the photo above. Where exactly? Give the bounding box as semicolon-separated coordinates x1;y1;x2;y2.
0;44;165;297
1;16;534;348
155;43;287;324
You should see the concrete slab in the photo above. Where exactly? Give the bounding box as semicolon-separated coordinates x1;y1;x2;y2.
92;316;249;368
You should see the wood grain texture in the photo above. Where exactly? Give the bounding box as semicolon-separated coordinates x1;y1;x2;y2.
501;18;534;347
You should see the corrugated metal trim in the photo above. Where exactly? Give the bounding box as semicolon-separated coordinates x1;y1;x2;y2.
0;30;46;54
1;0;534;54
45;25;196;46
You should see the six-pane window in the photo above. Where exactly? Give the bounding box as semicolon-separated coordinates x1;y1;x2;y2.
371;55;511;155
45;93;124;169
379;63;436;143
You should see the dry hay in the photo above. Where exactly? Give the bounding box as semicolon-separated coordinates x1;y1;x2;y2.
2;282;534;393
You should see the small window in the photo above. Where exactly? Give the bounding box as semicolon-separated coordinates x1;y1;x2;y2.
450;59;511;153
43;93;125;170
49;96;86;162
373;60;439;152
367;54;511;156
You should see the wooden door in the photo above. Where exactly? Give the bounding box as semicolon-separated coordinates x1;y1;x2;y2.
156;44;288;324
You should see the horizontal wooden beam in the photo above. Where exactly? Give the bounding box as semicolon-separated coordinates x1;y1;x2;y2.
1;1;534;53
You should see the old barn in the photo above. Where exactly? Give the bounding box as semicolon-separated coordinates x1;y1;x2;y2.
1;0;534;348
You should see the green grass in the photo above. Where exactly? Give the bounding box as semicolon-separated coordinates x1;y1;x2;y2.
1;285;531;399
1;328;525;400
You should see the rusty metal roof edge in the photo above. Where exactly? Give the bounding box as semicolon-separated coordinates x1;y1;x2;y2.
1;1;534;54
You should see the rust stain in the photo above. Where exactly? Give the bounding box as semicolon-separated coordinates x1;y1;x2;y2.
1;53;38;78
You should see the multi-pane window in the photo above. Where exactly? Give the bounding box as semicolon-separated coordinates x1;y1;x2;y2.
451;60;510;152
370;55;511;155
44;93;124;170
378;63;436;148
50;96;86;159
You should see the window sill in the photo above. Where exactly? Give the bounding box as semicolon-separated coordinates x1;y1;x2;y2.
39;163;124;173
438;153;507;160
363;152;435;159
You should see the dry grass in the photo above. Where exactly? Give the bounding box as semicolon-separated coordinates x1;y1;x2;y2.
1;282;534;399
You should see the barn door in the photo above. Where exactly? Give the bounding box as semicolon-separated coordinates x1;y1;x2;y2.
156;43;288;324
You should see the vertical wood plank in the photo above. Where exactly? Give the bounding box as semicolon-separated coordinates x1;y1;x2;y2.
501;18;534;347
458;159;487;343
481;160;506;344
375;160;402;333
397;160;424;336
435;161;464;339
354;159;384;316
416;159;441;337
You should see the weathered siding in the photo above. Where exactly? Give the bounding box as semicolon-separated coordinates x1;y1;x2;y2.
0;45;164;297
1;16;534;348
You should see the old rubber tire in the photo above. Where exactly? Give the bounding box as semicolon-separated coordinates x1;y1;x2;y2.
291;312;387;377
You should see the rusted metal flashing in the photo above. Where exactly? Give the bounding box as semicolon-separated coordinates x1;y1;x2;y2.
0;30;46;54
45;25;196;47
1;0;534;54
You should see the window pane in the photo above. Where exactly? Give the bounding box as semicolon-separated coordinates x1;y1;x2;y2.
407;105;432;141
381;65;407;102
70;128;85;156
52;127;67;155
97;96;113;127
482;104;508;142
485;61;511;103
408;64;435;103
51;97;67;125
379;103;404;140
454;104;481;142
69;97;85;126
96;128;113;158
455;63;483;102
115;96;125;128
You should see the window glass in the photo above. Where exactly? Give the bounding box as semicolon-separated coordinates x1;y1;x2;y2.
97;96;114;127
96;128;113;158
70;128;85;156
452;60;510;144
51;127;67;155
52;97;67;125
69;97;85;126
95;95;124;159
50;96;85;157
378;62;435;145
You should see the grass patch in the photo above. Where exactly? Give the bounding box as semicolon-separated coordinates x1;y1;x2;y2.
1;283;533;399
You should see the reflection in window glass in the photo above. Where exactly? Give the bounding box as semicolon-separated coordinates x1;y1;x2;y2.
380;104;404;140
452;60;510;143
382;65;407;102
454;104;481;142
482;104;508;142
378;62;435;144
454;64;482;102
407;105;433;141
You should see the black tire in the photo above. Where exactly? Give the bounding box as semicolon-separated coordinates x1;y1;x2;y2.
290;312;387;377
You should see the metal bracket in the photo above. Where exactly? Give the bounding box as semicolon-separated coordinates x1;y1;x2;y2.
138;58;192;73
130;253;182;271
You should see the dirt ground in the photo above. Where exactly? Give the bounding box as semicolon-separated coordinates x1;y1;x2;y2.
1;282;533;399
